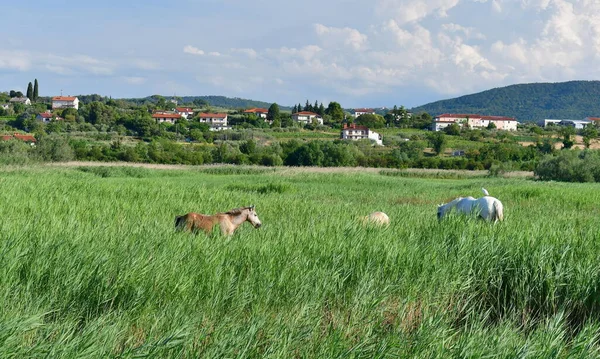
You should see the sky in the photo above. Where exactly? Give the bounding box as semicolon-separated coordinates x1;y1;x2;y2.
2;0;599;108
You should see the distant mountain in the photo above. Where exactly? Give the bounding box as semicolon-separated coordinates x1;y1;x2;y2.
410;81;600;122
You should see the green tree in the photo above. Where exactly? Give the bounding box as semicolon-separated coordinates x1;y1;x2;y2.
428;132;447;156
487;122;497;130
33;79;39;101
560;126;576;149
267;103;280;125
444;123;461;136
325;102;344;126
355;114;385;129
582;125;598;149
26;82;33;100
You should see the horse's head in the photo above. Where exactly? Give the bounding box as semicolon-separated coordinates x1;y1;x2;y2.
437;202;450;220
246;205;262;228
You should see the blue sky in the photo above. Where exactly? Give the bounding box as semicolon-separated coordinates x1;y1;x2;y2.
2;0;599;108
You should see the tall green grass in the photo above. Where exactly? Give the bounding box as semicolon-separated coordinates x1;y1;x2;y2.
1;167;600;357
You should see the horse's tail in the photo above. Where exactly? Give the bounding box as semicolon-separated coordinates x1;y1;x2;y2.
493;200;504;222
175;214;186;230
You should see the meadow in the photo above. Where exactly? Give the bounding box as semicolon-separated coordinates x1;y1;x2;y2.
2;165;600;357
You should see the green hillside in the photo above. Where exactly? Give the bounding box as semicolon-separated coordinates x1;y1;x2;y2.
411;80;600;122
179;96;291;110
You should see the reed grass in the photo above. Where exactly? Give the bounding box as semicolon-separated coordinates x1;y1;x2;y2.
1;166;599;357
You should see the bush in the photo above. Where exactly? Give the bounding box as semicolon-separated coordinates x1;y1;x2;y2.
535;150;600;182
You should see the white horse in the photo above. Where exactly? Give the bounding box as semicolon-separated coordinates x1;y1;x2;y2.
437;188;504;222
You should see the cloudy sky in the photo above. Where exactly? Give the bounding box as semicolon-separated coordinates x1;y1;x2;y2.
2;0;598;108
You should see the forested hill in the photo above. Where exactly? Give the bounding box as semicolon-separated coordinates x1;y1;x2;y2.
178;96;289;110
410;81;600;122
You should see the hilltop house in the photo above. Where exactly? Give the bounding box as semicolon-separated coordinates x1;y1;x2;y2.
9;97;31;106
341;123;383;145
152;112;182;124
175;107;194;119
292;111;323;126
243;108;268;119
52;96;79;110
432;113;518;131
353;108;375;118
36;112;54;123
198;113;229;131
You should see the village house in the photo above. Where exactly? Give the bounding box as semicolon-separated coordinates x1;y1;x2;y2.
52;96;79;110
198;113;229;131
175;107;194;119
353;108;375;118
152;112;182;124
243;108;268;119
559;119;591;129
432;113;518;131
9;97;31;106
583;117;600;125
292;111;324;126
537;119;564;128
1;133;37;145
341;123;383;145
36;112;53;123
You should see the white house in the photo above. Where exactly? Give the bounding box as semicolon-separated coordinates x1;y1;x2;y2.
152;112;182;124
537;119;564;128
52;96;79;110
475;116;518;131
341;123;383;145
433;113;518;131
559;119;591;129
175;107;194;119
243;108;268;119
36;112;54;123
292;111;323;126
198;113;229;131
9;97;31;106
353;108;375;118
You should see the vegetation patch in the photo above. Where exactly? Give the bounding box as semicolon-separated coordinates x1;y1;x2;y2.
379;169;486;180
77;166;155;178
225;182;294;194
197;166;277;175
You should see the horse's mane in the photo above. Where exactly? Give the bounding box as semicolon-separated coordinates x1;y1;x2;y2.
224;206;253;215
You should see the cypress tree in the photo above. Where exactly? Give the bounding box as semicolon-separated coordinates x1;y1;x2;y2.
26;82;33;100
33;79;39;101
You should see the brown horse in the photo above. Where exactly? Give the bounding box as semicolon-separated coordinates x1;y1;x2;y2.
175;205;262;235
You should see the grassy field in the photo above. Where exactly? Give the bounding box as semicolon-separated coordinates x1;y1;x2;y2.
2;165;600;357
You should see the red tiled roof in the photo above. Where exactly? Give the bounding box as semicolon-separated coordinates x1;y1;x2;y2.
354;108;375;113
586;117;600;121
480;115;516;122
38;112;53;118
437;113;480;118
342;125;370;131
152;113;181;119
244;108;268;113
52;96;77;101
294;111;320;116
13;133;36;142
176;107;193;112
198;113;227;118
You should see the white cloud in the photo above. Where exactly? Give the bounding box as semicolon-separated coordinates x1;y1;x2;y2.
231;48;258;59
183;45;205;55
0;50;31;71
123;76;146;85
314;24;369;50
